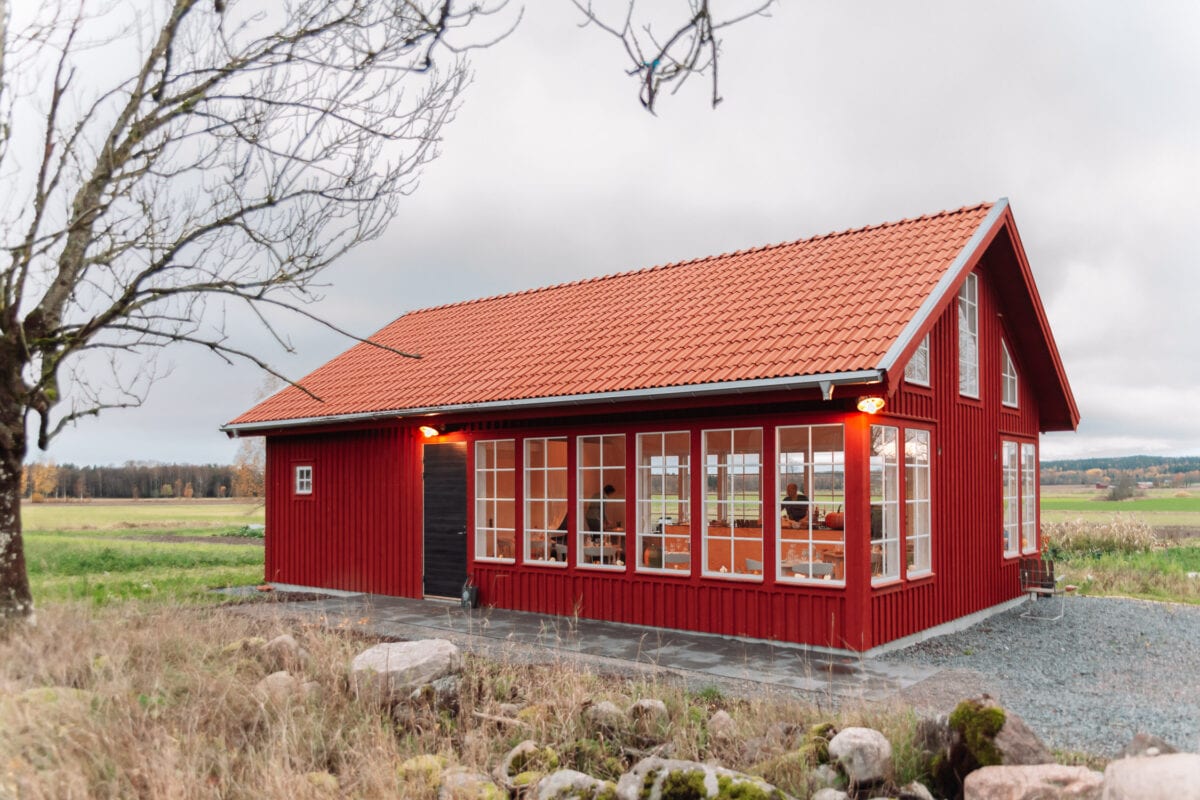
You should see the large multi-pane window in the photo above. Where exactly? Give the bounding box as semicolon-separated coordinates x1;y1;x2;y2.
637;432;691;573
524;437;568;564
777;425;845;583
576;434;626;568
905;334;930;387
1020;442;1038;553
1001;339;1018;408
905;430;932;575
702;428;763;577
475;440;515;561
1002;441;1020;556
870;426;900;582
959;273;979;398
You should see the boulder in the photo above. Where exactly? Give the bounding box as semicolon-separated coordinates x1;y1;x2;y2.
398;754;447;790
409;674;461;713
254;670;300;704
628;698;670;740
1102;754;1200;800
439;767;505;800
933;696;1054;799
614;756;790;800
1114;732;1179;759
493;740;560;793
811;790;849;800
583;700;627;735
262;633;310;672
828;727;892;786
350;639;462;704
963;764;1103;800
535;769;618;800
898;780;936;800
707;709;737;743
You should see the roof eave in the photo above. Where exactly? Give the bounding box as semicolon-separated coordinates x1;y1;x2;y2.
221;369;886;435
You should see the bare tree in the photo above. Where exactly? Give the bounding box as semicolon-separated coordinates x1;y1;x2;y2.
570;0;773;113
0;0;508;623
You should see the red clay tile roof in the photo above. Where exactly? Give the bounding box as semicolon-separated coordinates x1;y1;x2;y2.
230;202;996;425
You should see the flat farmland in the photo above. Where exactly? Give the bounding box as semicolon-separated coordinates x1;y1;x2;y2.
1040;485;1200;540
21;499;265;605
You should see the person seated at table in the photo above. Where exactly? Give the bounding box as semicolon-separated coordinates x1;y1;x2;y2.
781;483;809;527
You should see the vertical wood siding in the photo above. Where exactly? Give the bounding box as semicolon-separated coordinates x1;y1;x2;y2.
266;426;423;597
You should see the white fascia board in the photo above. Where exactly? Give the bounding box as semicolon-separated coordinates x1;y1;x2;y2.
221;369;884;435
877;198;1010;374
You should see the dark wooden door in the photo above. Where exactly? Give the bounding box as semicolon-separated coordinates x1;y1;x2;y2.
423;442;468;597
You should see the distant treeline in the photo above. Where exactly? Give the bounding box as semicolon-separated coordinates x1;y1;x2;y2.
1042;455;1200;487
23;460;263;500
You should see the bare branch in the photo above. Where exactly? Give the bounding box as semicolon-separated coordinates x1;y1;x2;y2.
570;0;773;113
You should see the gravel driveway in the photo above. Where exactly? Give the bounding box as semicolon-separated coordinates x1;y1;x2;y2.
878;595;1200;756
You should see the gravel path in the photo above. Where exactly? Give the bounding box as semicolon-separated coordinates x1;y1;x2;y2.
877;595;1200;756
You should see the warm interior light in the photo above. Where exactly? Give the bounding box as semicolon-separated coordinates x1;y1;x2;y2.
418;425;441;438
857;396;886;414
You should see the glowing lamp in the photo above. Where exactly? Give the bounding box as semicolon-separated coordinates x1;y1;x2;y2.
856;396;886;414
418;425;441;438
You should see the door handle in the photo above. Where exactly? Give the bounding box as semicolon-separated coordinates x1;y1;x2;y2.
457;530;465;536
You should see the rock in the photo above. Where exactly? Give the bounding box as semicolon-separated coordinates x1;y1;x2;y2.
810;764;841;789
262;633;310;672
828;727;892;786
221;636;267;656
811;789;849;800
628;698;670;740
439;768;505;800
963;764;1103;799
1115;732;1179;759
498;702;525;717
707;709;736;742
493;740;560;792
583;700;627;735
300;680;322;703
1101;754;1200;800
614;756;789;800
254;670;300;704
398;754;447;790
535;769;618;800
934;696;1054;799
350;639;462;705
898;780;936;800
409;674;461;713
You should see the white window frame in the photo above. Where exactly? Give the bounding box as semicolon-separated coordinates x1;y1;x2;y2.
904;334;931;387
636;431;692;574
1001;440;1020;557
1020;442;1038;554
1001;339;1019;408
474;439;516;563
870;426;901;584
523;437;568;566
905;429;932;577
776;424;845;585
294;465;313;495
576;434;626;570
702;427;763;579
958;273;979;398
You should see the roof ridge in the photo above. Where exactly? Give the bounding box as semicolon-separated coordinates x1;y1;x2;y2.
374;199;995;326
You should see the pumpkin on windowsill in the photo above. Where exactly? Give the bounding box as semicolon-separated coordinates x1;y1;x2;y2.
824;512;845;530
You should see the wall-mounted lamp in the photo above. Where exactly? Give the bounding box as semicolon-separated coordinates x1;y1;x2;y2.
418;424;442;438
856;396;886;415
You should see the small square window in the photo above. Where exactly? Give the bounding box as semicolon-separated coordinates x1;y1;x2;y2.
295;465;313;495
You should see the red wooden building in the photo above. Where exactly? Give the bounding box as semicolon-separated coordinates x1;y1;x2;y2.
225;199;1078;653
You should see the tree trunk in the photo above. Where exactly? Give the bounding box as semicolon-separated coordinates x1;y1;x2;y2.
0;417;33;624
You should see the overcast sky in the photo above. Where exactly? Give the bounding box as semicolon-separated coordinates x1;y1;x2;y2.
39;1;1200;466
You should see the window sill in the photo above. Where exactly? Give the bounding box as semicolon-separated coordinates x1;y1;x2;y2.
1020;548;1040;556
777;576;845;588
636;566;692;577
701;572;764;583
1002;550;1021;561
871;577;902;589
1001;403;1020;412
576;563;626;572
474;557;515;565
523;559;568;569
905;570;935;584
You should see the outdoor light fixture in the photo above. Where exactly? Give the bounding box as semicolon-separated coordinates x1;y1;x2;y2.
418;425;442;438
856;396;886;414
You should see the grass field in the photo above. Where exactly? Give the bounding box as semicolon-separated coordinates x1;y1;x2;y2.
21;500;265;606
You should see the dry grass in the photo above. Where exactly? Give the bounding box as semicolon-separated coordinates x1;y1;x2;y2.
1042;514;1159;558
0;603;932;799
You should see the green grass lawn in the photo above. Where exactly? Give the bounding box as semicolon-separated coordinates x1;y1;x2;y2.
21;501;265;606
1057;546;1200;604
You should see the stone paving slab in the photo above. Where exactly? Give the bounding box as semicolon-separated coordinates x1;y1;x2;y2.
227;588;940;704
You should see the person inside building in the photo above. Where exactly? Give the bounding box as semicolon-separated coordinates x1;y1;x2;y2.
584;484;616;532
781;482;809;527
